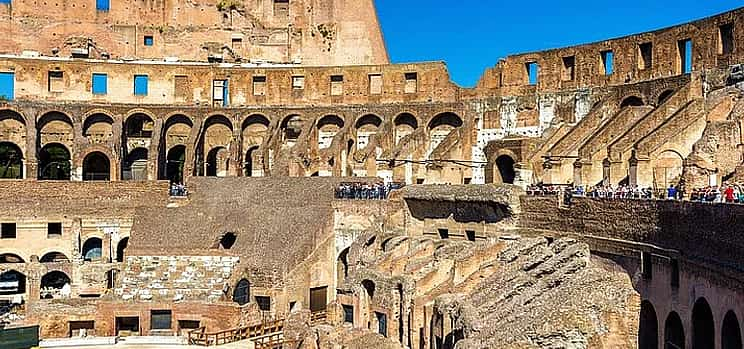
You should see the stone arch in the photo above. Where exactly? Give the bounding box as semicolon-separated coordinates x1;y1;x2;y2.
82;113;114;144
0;108;27;127
0;141;23;179
722;310;742;349
653;150;684;191
639;300;659;349
244;145;261;177
124;112;155;138
38;143;71;180
0;253;24;263
428;112;463;130
337;247;350;285
665;311;685;349
495;155;517;184
116;237;129;263
317;115;345;150
162;114;193;148
233;279;250;305
40;270;70;298
0;110;27;162
40;251;69;263
82;237;103;261
658;89;675;105
362;279;375;299
394;113;418;145
165;145;186;183
201;115;233;176
241;114;269;175
693;297;715;349
280;114;304;144
206;146;229;177
355;114;383;150
0;269;26;295
123;147;148;180
82;151;111;181
37;111;74;156
242;114;270;130
620;95;645;108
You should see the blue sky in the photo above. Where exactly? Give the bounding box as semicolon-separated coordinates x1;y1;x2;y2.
376;1;743;87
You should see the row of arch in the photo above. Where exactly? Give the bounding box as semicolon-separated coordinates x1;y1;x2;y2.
0;269;119;298
619;89;675;109
639;298;742;349
0;237;128;265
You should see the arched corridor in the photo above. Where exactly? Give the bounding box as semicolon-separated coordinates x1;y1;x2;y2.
355;114;383;150
82;237;103;261
317;115;344;149
722;311;742;349
665;311;685;349
621;95;645;108
0;142;23;178
82;152;111;181
692;298;715;349
0;253;24;263
0;270;25;295
123;148;148;180
165;145;186;184
394;113;418;145
244;146;260;177
495;155;516;184
206;147;229;177
639;301;659;349
116;237;129;263
40;252;69;263
40;271;70;299
38;143;71;180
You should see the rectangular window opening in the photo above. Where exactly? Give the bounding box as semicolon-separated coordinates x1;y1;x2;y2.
330;75;343;96
678;39;693;74
601;50;614;76
368;74;382;95
638;42;653;70
719;23;735;55
292;75;305;90
525;62;539;85
252;76;266;96
134;75;148;96
144;36;154;47
150;310;172;330
404;72;418;93
375;312;387;337
561;56;575;81
438;228;449;239
465;230;476;242
48;222;62;237
342;304;354;324
255;296;271;311
273;0;289;15
212;79;228;107
95;0;109;11
92;73;108;95
1;223;16;239
641;252;653;280
0;72;14;101
48;71;64;92
670;259;680;288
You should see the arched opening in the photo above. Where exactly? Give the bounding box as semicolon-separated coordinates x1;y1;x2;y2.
40;271;70;299
658;90;675;105
166;145;186;184
0;253;24;263
362;279;375;299
394;113;418;145
82;152;110;181
125;113;154;138
83;113;114;143
428;112;463;155
620;96;645;108
693;297;715;349
0;270;25;295
219;232;237;249
40;252;69;263
82;237;103;262
37;112;74;150
355;114;383;150
123;147;148;180
233;279;250;305
337;248;350;285
38;143;71;180
665;311;685;349
116;237;129;263
654;150;683;194
206;147;229;177
0;142;23;179
317;115;344;149
280;114;304;145
639;300;659;349
722;311;742;349
244;146;260;177
495;155;516;184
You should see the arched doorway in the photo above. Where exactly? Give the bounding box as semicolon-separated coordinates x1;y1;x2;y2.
0;270;25;295
233;279;250;305
337;248;350;285
394;113;418;145
428;112;463;156
166;145;186;184
38;143;71;180
123;148;148;180
317;115;344;149
244;146;260;177
693;298;715;349
0;253;24;263
82;152;111;181
355;114;383;150
621;96;645;108
40;252;69;263
206;147;229;177
723;311;742;349
495;155;516;184
82;237;103;262
83;113;114;143
654;150;683;190
40;271;70;299
0;142;23;178
639;300;659;349
116;237;129;263
280;115;304;146
665;311;685;349
125;113;154;138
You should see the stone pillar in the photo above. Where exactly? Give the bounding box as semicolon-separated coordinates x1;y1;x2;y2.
71;119;85;181
25;111;38;180
609;160;626;186
71;218;83;261
147;118;164;181
229;128;242;177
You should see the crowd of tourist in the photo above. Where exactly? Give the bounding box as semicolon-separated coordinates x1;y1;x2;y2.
169;183;188;197
335;182;405;200
527;182;744;204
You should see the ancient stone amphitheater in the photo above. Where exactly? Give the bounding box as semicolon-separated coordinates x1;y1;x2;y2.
0;1;742;348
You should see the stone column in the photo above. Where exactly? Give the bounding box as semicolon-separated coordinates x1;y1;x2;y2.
147;118;164;180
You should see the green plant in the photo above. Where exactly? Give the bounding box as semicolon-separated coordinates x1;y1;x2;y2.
217;0;243;12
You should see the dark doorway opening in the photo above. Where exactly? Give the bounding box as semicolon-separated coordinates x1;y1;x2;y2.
496;155;516;184
82;152;110;181
0;142;23;178
115;316;140;336
38;143;71;180
166;145;186;184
